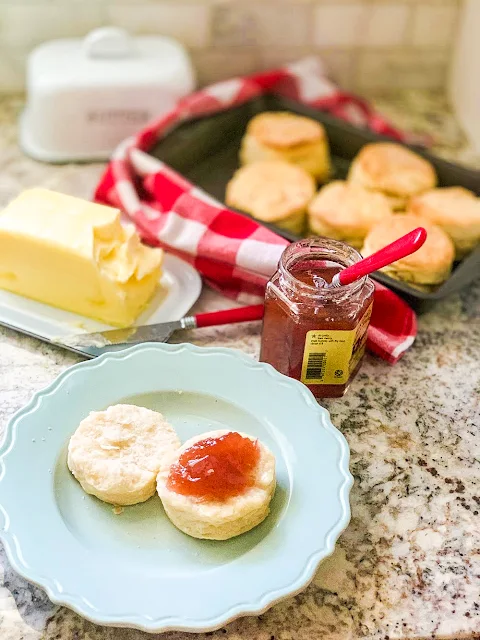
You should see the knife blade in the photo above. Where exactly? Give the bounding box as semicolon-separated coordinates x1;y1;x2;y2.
59;305;265;352
60;316;196;349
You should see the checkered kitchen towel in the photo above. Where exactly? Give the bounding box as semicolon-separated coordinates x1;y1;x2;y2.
95;57;419;364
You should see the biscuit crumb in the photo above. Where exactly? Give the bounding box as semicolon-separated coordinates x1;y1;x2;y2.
113;506;124;515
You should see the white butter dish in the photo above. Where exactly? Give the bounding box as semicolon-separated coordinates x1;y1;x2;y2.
20;27;196;163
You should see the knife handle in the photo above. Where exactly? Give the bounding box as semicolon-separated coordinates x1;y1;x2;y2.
194;305;264;328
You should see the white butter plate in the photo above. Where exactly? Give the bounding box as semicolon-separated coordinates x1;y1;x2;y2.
0;343;352;633
0;253;202;344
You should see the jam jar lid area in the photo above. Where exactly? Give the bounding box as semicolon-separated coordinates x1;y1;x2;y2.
279;238;368;300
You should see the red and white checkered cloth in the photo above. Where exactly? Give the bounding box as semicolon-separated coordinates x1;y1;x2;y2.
95;57;419;364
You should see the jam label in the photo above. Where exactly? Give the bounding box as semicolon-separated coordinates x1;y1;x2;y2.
301;303;373;386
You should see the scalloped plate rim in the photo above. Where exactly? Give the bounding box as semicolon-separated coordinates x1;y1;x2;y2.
0;343;353;633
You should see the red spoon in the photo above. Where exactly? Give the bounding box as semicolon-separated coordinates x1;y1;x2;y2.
330;227;427;288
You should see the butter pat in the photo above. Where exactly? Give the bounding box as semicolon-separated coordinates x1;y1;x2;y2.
0;188;163;326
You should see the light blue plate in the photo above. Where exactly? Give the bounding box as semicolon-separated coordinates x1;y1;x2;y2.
0;343;352;633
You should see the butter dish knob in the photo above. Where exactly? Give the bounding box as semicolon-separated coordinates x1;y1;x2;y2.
83;27;136;59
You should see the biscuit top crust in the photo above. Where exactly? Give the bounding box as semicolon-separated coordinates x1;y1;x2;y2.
350;142;437;197
247;112;326;149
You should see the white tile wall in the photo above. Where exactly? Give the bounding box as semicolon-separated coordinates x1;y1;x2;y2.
0;2;104;50
106;3;210;48
212;5;310;47
314;4;367;47
411;3;458;47
361;3;410;47
0;50;27;93
0;0;462;94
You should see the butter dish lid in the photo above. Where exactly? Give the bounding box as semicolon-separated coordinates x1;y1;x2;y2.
20;28;196;163
27;27;195;92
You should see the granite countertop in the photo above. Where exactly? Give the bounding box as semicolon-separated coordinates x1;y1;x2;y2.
1;92;479;640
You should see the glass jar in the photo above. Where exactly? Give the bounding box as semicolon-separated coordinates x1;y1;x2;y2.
259;238;374;399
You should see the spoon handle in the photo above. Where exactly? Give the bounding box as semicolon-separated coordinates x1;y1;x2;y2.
335;227;427;287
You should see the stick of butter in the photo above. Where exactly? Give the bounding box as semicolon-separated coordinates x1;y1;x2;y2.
0;188;163;327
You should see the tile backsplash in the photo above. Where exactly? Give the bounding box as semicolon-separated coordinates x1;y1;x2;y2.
0;0;461;94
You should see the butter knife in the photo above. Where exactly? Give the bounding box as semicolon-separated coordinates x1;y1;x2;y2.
59;305;264;354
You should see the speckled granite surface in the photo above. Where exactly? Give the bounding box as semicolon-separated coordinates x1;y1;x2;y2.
0;93;479;640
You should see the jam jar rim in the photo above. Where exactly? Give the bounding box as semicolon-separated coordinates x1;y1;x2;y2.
278;237;368;299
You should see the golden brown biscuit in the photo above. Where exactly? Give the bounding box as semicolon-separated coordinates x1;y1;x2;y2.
408;187;480;259
226;161;316;234
240;112;331;182
362;214;455;285
307;180;393;248
348;142;437;210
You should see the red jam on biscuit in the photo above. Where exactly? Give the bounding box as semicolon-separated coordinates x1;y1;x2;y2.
166;432;260;501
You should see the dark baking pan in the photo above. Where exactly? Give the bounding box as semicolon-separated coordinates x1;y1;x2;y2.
149;93;480;313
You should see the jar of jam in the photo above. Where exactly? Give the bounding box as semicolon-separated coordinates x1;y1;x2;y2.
260;238;374;399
